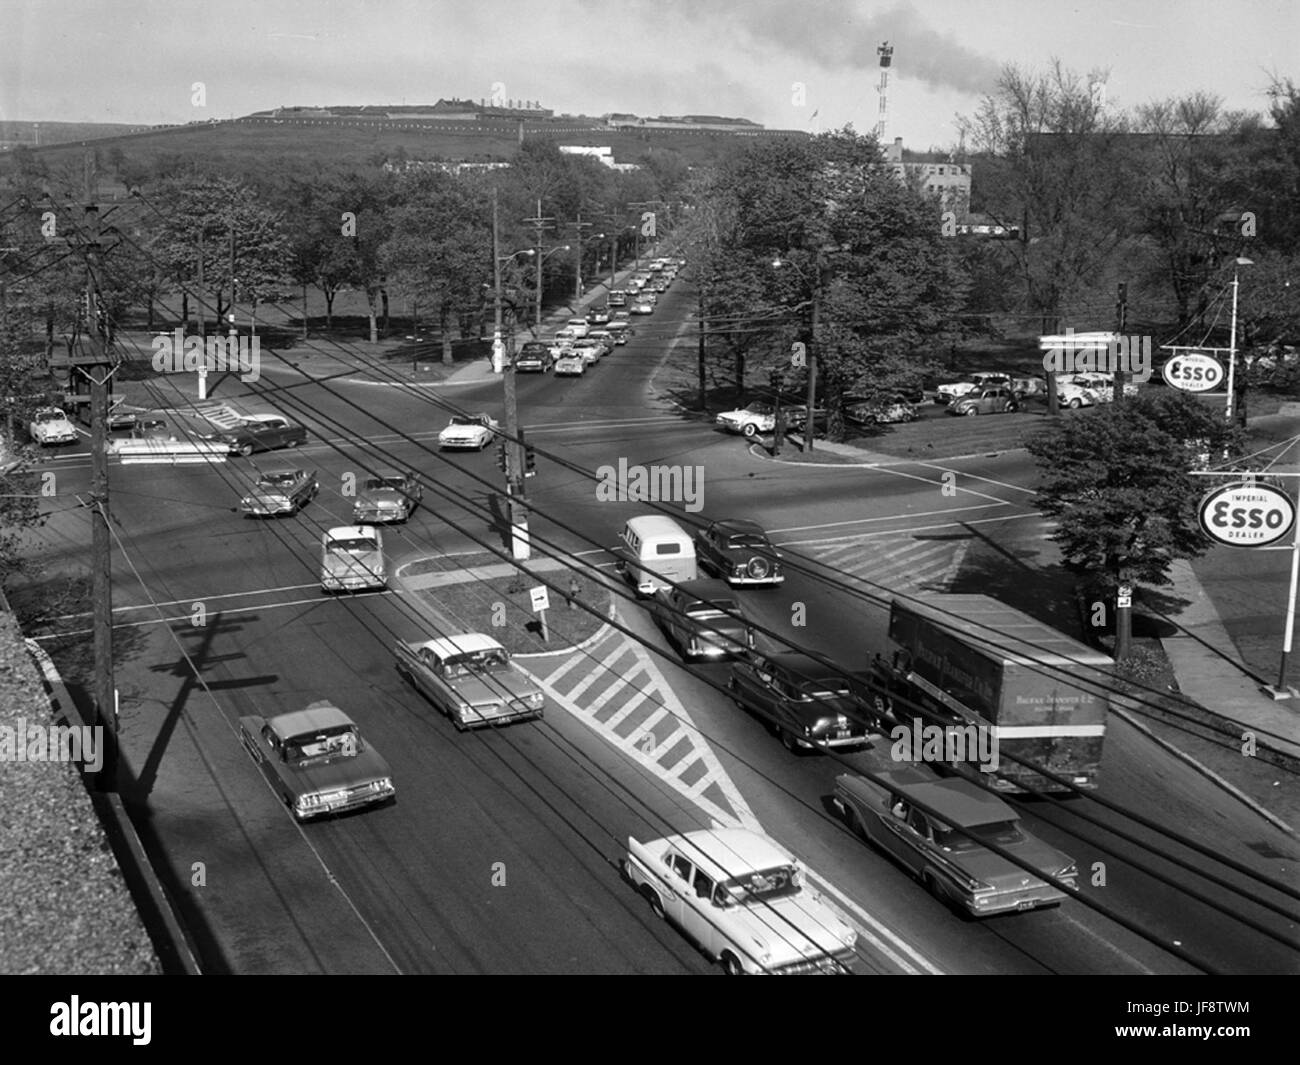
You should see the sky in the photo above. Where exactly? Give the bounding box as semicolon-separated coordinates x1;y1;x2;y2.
3;0;1296;150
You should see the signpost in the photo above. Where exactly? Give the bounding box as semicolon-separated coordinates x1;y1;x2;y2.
1162;351;1225;394
1194;474;1300;698
530;585;550;644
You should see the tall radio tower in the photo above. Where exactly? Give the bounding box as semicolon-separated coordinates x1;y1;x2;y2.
875;42;894;141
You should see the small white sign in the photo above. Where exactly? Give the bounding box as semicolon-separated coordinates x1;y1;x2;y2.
1116;595;1131;609
529;586;550;613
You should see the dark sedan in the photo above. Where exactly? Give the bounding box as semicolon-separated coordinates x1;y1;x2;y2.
695;518;784;586
648;579;755;661
728;652;873;753
213;415;308;457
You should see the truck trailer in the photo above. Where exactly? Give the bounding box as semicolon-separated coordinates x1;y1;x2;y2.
869;595;1114;792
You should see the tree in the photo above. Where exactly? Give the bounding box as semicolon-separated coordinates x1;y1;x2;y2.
958;61;1136;332
1025;391;1243;615
379;172;491;364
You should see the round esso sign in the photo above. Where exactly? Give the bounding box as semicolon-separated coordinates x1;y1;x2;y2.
1198;481;1296;547
1162;352;1224;392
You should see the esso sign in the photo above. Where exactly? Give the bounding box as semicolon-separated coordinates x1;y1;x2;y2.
1162;352;1224;392
1198;482;1296;547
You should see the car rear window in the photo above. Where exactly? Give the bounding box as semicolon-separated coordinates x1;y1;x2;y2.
654;542;683;556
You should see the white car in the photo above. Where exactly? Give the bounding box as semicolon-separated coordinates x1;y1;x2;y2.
571;338;604;365
623;828;857;975
553;353;586;376
1068;372;1139;402
29;407;78;446
438;413;499;450
935;372;1010;405
715;401;778;437
564;318;590;339
320;525;386;592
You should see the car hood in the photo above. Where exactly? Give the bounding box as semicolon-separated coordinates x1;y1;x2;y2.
440;425;484;438
453;669;539;706
726;893;855;968
285;748;392;792
323;552;383;576
357;488;408;506
688;615;750;642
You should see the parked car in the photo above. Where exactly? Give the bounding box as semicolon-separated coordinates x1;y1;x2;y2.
586;308;611;325
553;352;587;376
623;827;857;975
715;401;779;437
438;413;499;450
564;317;590;338
212;414;308;457
29;407;78;446
845;398;919;426
695;518;784;586
1053;376;1103;409
320;525;386;592
1068;372;1139;401
238;701;395;821
394;632;545;729
515;341;553;373
728;652;873;752
648;579;755;661
239;468;319;517
934;372;1011;406
833;768;1077;917
949;386;1018;416
353;470;422;523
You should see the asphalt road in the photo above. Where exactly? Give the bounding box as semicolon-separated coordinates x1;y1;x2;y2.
23;279;1300;975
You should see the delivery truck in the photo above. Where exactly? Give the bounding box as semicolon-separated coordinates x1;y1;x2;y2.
868;595;1114;792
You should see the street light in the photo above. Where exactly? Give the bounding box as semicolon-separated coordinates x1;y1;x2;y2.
1226;256;1253;423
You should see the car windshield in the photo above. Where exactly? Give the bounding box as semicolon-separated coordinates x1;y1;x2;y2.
326;537;379;553
687;601;739;619
36;411;64;422
931;819;1025;852
716;865;801;908
258;473;299;488
450;416;481;427
725;534;768;548
286;724;359;763
364;476;407;491
445;649;510;675
743;403;773;414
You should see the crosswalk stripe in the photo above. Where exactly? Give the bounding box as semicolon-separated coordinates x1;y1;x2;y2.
600;688;649;730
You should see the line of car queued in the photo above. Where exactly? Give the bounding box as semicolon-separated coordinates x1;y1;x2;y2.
120;253;1075;973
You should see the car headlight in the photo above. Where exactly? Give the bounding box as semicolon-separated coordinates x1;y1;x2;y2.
372;777;392;792
527;692;544;709
297;793;325;810
456;702;474;715
1056;863;1078;883
840;927;856;949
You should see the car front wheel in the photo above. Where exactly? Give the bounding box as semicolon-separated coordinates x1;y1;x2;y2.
239;443;254;457
963;407;978;416
721;951;746;976
742;422;758;438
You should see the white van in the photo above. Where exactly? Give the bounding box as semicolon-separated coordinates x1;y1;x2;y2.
321;526;386;593
618;515;698;596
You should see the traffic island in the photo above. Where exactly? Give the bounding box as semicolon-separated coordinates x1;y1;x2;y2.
396;553;614;655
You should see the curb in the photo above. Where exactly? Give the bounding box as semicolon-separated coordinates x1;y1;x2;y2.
23;639;204;974
1110;700;1297;838
514;593;618;660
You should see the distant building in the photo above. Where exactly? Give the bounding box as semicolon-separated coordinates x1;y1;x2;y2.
883;137;971;218
558;145;640;171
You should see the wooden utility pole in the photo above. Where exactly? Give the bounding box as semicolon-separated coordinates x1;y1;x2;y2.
82;168;117;790
1112;282;1127;403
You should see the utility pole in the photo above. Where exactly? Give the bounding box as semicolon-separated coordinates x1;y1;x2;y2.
1112;282;1127;403
803;248;824;453
494;189;529;559
570;213;592;301
523;199;554;331
82;169;118;790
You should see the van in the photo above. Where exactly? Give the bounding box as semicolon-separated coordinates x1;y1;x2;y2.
617;515;698;596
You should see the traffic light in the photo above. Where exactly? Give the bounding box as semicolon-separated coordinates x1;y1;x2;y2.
496;439;508;473
524;440;537;478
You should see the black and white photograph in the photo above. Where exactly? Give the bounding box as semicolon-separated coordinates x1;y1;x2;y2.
1;0;1296;1036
